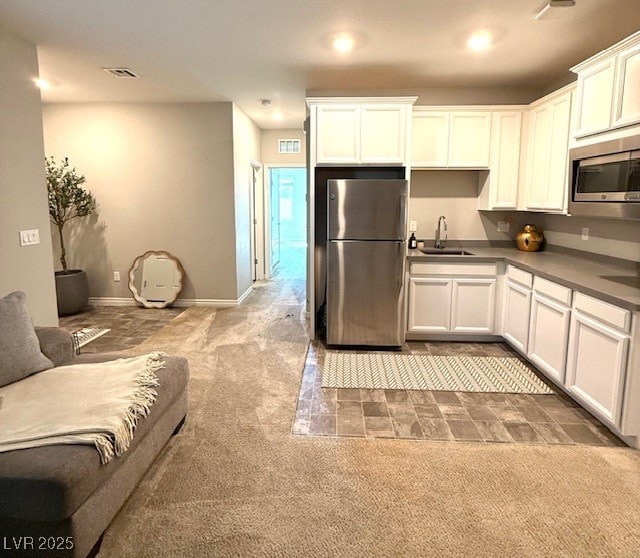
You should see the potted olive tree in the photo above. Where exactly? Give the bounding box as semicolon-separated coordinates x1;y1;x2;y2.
46;156;97;316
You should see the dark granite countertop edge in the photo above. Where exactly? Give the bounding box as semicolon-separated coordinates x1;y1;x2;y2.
407;241;640;311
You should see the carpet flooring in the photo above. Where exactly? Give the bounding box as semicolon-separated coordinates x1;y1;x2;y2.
97;249;640;557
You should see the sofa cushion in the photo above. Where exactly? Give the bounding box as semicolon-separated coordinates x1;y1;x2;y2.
0;354;188;522
0;291;54;388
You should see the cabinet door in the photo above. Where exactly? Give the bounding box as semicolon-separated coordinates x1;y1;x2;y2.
528;293;571;383
315;105;360;164
487;111;522;209
361;105;406;164
565;311;629;425
407;277;451;333
411;111;449;167
546;92;572;212
502;279;532;353
525;104;551;210
575;58;616;137
613;42;640;128
448;112;491;168
450;278;496;334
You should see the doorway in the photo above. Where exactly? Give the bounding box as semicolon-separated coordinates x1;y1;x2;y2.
266;166;307;280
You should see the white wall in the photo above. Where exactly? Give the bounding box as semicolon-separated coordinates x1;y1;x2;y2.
42;102;242;302
232;104;262;297
261;129;306;165
529;212;640;262
410;170;640;262
409;171;530;241
0;27;58;325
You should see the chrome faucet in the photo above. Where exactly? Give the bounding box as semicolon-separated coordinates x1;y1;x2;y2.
435;215;448;249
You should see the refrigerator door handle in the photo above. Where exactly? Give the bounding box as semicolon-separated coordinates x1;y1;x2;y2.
399;192;407;236
396;242;405;288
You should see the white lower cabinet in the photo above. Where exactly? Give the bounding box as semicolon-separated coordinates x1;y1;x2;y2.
526;276;572;383
451;278;496;334
502;266;533;353
407;263;496;335
565;295;631;426
407;277;451;333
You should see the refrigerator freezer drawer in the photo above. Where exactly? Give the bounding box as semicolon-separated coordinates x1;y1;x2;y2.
327;240;405;346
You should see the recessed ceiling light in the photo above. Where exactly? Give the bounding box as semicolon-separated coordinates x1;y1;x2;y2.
332;34;355;53
272;111;284;122
466;31;492;51
34;78;50;90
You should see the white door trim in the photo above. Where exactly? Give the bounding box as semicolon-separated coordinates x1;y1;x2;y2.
263;163;306;280
249;160;264;281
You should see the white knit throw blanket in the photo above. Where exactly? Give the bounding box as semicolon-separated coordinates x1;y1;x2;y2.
0;352;163;464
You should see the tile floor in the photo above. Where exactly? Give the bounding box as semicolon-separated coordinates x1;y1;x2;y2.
58;305;184;353
293;340;625;447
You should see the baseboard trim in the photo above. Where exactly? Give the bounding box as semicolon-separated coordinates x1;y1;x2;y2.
88;288;253;309
88;297;137;307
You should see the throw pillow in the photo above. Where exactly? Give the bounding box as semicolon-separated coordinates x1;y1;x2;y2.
0;291;54;387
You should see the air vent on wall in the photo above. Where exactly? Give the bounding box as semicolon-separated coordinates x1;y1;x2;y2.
102;67;140;78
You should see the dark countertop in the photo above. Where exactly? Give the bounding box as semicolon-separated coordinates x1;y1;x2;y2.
408;241;640;311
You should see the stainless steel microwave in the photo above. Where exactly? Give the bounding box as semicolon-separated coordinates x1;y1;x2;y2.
569;134;640;220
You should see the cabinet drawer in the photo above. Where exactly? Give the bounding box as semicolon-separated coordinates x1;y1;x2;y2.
573;292;631;333
506;265;533;288
533;276;572;306
410;262;497;276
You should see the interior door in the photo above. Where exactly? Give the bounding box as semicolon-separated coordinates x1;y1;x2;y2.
141;255;179;301
270;169;281;270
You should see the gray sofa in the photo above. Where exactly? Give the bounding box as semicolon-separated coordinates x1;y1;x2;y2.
0;327;189;558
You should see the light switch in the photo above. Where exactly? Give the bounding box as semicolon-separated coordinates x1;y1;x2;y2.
113;271;121;282
581;227;589;241
497;220;510;232
19;229;40;246
409;220;418;232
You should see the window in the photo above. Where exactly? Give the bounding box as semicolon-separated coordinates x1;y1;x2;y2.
278;139;301;154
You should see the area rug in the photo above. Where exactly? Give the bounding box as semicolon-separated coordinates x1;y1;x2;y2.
322;352;553;393
72;327;111;350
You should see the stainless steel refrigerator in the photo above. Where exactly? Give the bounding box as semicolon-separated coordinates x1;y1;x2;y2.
326;179;408;346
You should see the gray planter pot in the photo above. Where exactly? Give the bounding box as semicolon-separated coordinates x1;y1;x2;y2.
55;269;89;316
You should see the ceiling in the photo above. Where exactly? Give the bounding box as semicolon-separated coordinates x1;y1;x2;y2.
1;0;639;129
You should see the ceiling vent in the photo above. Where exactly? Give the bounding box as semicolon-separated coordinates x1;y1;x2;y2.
102;67;140;78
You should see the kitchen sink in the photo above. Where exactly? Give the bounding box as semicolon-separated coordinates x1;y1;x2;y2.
419;248;474;256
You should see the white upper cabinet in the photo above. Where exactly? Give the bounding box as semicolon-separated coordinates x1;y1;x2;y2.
522;88;573;212
411;109;491;169
613;40;640;128
411;111;449;167
572;30;640;138
448;112;492;168
315;105;360;164
308;97;416;165
477;111;522;211
574;59;616;137
360;105;407;164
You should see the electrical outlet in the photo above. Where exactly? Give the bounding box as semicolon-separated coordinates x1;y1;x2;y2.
581;227;589;241
497;220;510;232
409;220;418;232
113;271;121;282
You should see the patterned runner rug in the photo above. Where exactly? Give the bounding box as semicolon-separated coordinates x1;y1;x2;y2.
322;352;553;393
72;327;111;351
